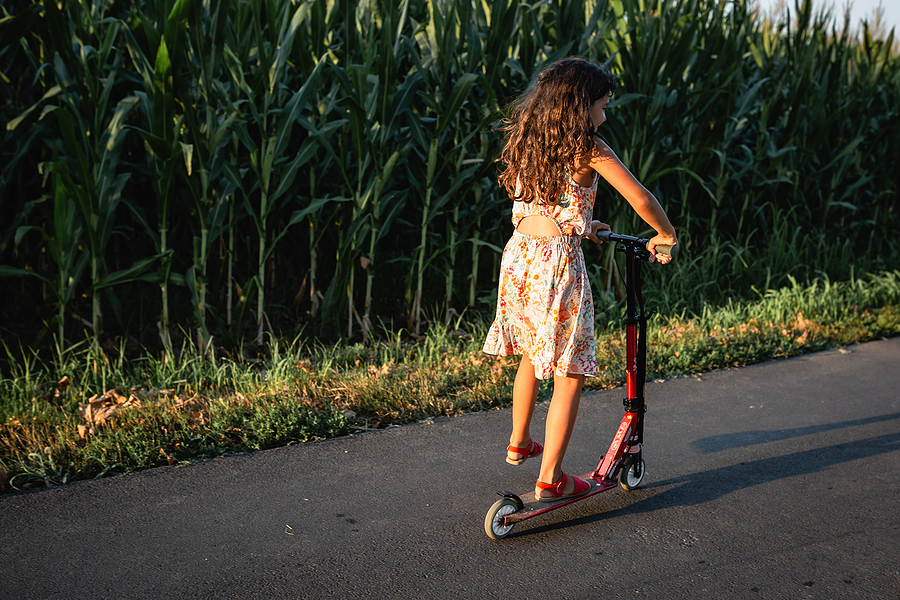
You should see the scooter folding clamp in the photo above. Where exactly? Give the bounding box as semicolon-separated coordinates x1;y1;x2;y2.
623;397;646;413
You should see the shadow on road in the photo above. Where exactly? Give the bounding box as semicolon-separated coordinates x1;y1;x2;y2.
692;411;900;454
516;427;900;538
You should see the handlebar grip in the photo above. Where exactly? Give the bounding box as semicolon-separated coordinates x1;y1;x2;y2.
597;230;678;260
655;244;678;259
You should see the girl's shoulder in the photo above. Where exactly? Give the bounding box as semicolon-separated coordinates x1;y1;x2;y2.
590;133;613;155
585;134;622;170
574;135;609;170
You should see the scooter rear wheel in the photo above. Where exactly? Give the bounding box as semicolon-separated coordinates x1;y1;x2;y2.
619;458;646;490
484;498;518;539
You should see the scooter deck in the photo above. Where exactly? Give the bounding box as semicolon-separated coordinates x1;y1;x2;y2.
499;470;620;525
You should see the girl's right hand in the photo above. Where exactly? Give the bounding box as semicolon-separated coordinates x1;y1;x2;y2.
586;220;611;244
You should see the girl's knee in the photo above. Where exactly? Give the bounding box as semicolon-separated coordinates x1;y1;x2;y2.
557;372;585;383
553;372;585;392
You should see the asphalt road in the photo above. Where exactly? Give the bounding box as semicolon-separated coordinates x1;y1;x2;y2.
1;338;899;600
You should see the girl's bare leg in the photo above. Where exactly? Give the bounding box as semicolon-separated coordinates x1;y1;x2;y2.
536;372;585;497
507;355;540;462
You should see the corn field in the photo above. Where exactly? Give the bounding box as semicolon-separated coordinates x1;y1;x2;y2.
1;0;898;355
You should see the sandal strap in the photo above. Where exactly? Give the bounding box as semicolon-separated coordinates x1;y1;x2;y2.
572;475;590;494
507;440;542;457
536;472;590;497
535;472;569;496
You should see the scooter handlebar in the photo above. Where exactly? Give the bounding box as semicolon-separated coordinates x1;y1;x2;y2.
597;230;678;260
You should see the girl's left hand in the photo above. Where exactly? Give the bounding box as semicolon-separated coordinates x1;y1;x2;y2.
647;232;678;264
586;220;611;244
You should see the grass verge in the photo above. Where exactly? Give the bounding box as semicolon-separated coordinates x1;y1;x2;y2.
2;271;899;494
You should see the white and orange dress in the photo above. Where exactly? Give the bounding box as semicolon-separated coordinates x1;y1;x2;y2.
483;172;599;379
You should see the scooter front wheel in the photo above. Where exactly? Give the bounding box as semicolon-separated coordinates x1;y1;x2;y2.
619;458;646;490
484;498;519;540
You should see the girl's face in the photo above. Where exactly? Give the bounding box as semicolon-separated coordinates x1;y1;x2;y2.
590;93;612;129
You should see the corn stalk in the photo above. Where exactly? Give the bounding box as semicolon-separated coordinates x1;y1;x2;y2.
24;1;144;348
315;0;418;338
121;0;193;351
227;0;323;345
172;0;239;352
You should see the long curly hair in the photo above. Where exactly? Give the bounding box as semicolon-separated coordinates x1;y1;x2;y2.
498;57;618;205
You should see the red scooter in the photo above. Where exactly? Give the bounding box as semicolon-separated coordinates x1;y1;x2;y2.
484;230;676;539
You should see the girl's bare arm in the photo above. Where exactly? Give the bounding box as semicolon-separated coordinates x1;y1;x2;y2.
587;137;678;254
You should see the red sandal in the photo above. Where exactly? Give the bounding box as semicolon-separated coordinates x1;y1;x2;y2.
535;472;591;502
506;440;543;465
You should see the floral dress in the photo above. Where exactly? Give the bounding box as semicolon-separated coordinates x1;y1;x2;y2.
483;172;599;379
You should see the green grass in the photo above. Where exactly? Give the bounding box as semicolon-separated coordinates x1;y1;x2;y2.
2;270;900;494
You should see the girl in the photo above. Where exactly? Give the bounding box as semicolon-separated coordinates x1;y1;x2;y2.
483;57;677;502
